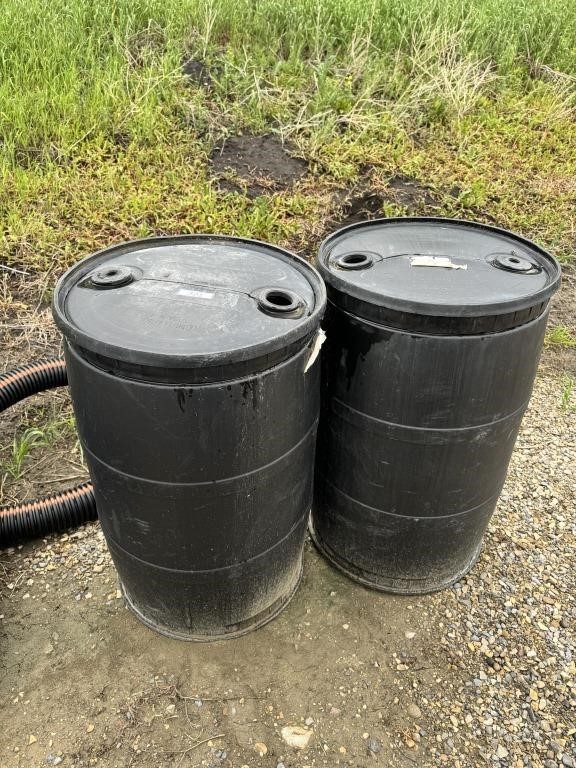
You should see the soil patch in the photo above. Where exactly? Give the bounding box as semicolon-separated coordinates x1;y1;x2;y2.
549;262;575;331
182;58;220;89
386;174;440;209
210;134;308;196
336;190;386;228
0;532;452;768
333;175;442;230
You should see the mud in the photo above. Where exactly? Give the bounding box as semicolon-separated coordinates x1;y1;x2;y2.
0;534;447;768
182;59;220;90
210;135;307;196
330;175;442;231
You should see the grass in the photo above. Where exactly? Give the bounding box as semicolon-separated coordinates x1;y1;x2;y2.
560;375;576;411
0;411;77;499
4;428;51;481
0;0;573;270
0;0;574;272
546;325;576;349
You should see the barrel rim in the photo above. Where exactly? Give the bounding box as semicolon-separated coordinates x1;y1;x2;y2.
53;234;327;369
317;217;562;319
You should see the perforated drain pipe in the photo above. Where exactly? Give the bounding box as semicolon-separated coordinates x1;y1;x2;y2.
0;359;97;546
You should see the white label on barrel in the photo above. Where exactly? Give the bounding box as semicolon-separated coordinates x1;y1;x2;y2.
175;287;216;299
304;329;326;373
410;256;468;270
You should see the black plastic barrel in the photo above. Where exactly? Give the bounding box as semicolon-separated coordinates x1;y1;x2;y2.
311;218;561;594
53;236;326;639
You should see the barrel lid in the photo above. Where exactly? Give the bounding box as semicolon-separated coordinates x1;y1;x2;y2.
318;218;561;318
53;236;326;368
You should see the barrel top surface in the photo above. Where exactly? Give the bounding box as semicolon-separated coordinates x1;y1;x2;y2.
53;235;326;367
318;218;561;318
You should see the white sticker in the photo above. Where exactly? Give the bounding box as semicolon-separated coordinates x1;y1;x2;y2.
410;256;467;270
175;287;215;299
304;329;326;373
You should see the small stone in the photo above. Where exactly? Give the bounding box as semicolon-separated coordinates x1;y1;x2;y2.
339;746;347;754
86;724;94;733
562;757;575;768
165;704;176;715
405;631;416;639
254;742;268;756
281;726;313;749
44;644;54;655
305;716;314;726
277;763;286;768
329;707;341;717
28;735;37;745
367;738;381;754
407;703;422;719
496;745;509;759
342;624;350;630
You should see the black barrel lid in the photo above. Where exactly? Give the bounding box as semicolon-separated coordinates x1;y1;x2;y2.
53;236;326;369
318;218;561;319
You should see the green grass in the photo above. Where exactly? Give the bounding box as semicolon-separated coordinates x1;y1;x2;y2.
0;0;575;164
546;326;576;349
0;0;574;276
3;428;49;481
0;0;576;162
560;375;576;411
0;414;76;486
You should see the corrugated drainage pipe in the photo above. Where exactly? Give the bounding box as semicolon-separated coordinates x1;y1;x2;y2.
0;359;97;546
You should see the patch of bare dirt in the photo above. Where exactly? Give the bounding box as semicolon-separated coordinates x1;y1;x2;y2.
549;263;575;331
385;175;441;210
0;271;62;364
182;58;221;89
0;533;453;768
328;175;443;231
210;135;308;197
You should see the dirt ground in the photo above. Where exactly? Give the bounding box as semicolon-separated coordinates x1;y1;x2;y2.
0;229;575;767
1;534;450;768
210;134;308;197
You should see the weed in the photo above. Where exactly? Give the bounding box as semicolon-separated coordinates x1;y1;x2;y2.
4;428;48;481
560;375;575;412
0;414;76;483
545;326;576;349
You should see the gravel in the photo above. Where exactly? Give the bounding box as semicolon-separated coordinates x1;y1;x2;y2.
424;376;576;766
